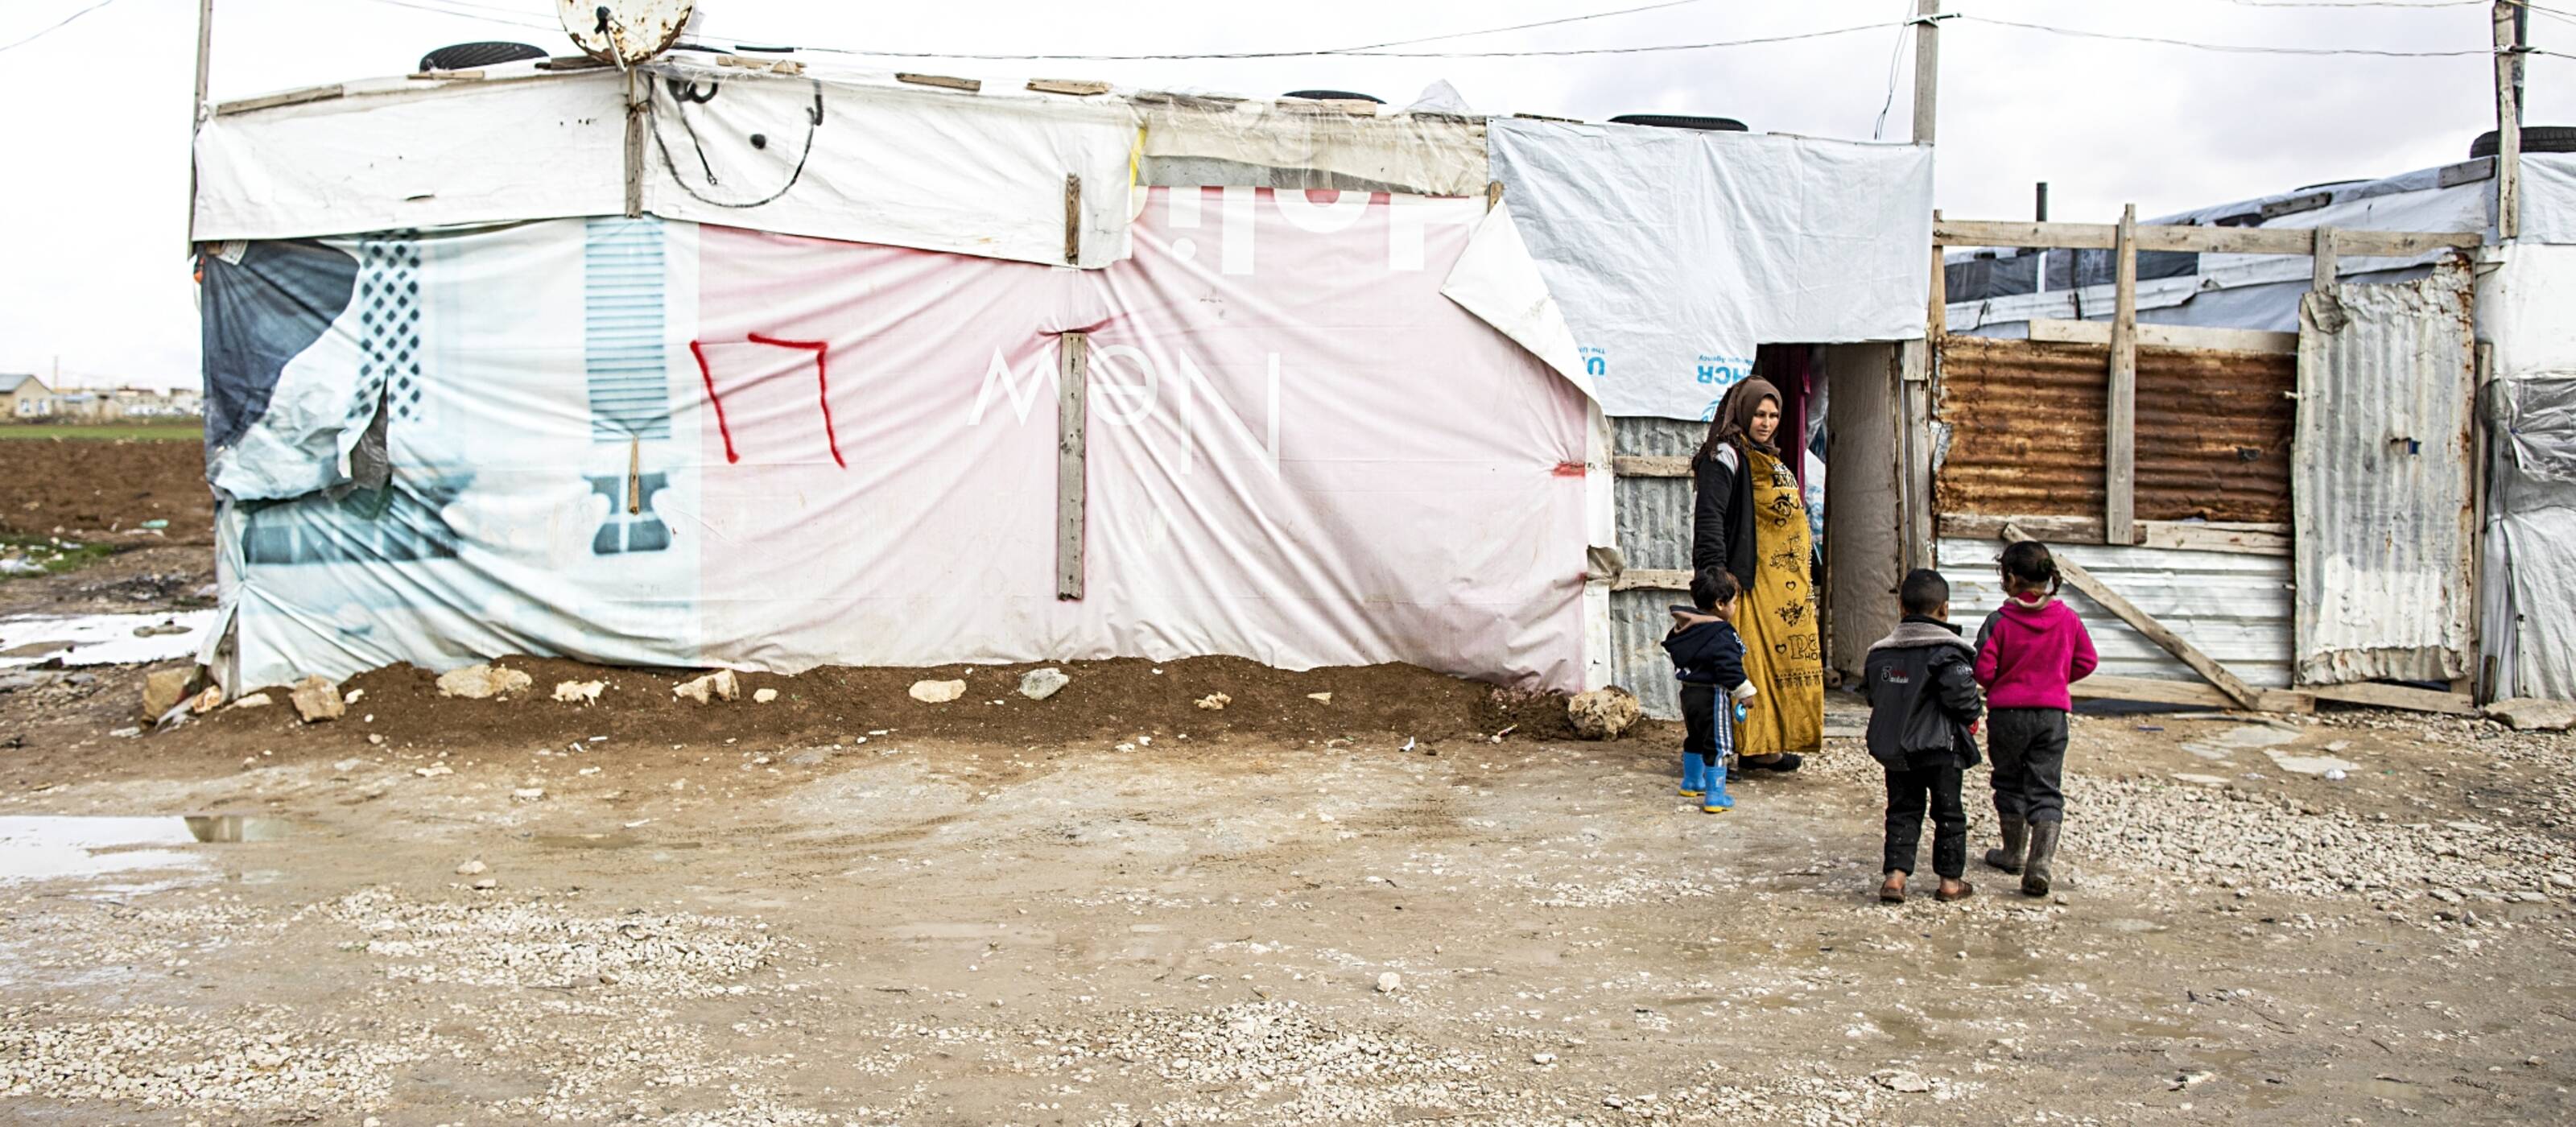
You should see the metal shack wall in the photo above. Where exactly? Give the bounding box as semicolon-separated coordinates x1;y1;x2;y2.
1935;536;2295;687
2292;267;2477;684
1934;336;2295;524
1608;417;1703;719
1930;335;2297;691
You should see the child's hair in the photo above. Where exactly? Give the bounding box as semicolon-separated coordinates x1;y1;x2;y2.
1899;568;1950;615
1690;568;1741;612
1999;539;2062;598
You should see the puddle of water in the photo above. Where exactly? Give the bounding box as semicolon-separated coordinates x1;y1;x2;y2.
2264;749;2362;776
0;814;302;884
0;610;217;670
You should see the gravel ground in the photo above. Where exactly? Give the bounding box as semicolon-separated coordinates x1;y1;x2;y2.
4;677;2575;1125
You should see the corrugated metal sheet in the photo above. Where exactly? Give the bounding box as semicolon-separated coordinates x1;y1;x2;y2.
1609;416;1708;719
2293;264;2475;683
1937;536;2294;688
1934;336;2293;523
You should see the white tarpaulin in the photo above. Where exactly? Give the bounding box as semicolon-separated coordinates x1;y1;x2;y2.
194;64;1142;270
193;74;630;240
1490;119;1934;421
202;192;1593;692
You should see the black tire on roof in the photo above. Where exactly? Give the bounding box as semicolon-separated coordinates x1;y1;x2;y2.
2471;125;2576;158
1282;89;1384;103
1608;114;1748;132
418;41;548;72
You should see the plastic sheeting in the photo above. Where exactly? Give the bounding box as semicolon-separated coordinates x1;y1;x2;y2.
1135;96;1487;197
2476;242;2576;700
208;191;1592;692
1489;119;1934;422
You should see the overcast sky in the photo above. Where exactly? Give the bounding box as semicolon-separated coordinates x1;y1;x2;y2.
0;0;2561;389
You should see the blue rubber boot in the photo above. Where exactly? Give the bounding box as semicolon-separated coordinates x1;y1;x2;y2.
1678;753;1706;798
1700;772;1736;813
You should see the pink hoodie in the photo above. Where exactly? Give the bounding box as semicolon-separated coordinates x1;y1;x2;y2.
1974;595;2099;711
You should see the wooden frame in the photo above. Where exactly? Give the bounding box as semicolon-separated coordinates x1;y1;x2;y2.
1056;332;1089;601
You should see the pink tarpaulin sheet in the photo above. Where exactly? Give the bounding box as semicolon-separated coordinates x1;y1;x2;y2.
220;190;1590;691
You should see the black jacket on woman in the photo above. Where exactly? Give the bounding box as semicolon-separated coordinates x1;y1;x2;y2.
1691;443;1759;592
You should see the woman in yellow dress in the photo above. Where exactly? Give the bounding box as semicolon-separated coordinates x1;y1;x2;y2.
1689;378;1825;774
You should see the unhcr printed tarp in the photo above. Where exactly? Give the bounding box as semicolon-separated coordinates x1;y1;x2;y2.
200;189;1592;691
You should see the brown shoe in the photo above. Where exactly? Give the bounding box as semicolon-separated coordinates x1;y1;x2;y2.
1879;872;1907;904
1935;880;1976;902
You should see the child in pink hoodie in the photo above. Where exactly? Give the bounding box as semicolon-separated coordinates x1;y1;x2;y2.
1973;540;2098;898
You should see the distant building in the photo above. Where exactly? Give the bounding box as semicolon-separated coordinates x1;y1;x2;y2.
0;373;52;420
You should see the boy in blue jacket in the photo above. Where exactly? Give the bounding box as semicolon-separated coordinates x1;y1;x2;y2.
1862;568;1986;904
1663;568;1755;813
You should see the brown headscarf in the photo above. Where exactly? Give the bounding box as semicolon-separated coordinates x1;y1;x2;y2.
1694;378;1782;469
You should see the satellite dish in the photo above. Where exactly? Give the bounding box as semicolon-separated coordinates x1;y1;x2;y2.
558;0;696;65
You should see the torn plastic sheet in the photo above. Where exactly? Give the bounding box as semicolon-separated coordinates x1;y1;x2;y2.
1134;94;1487;196
2491;374;2576;485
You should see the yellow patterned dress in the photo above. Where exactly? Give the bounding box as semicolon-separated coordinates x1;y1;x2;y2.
1737;448;1825;758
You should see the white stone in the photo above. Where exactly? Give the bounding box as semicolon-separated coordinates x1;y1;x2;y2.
230;692;274;710
436;664;533;700
456;860;486;876
2486;697;2576;731
512;787;545;801
552;679;605;704
1019;668;1071;701
672;670;740;704
1375;972;1402;993
1567;687;1641;741
289;675;345;723
1307;691;1333;704
753;687;779;704
910;679;967;704
1195;692;1232;711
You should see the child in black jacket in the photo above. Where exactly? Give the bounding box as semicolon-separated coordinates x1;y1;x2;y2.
1862;568;1986;904
1663;569;1755;814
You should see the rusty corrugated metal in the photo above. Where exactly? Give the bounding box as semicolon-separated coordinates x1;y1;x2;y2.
1934;336;2293;523
2293;263;2476;684
1610;416;1707;719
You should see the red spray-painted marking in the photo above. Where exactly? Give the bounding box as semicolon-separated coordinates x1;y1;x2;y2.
691;335;844;469
688;339;739;464
747;332;844;469
1551;460;1588;477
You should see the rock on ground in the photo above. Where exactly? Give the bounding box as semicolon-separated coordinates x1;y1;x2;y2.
910;679;968;704
1567;686;1642;741
2486;697;2576;732
230;692;274;710
289;675;345;723
753;687;779;704
1019;667;1070;701
552;679;605;704
1196;692;1232;711
437;664;534;700
673;670;741;704
141;668;194;720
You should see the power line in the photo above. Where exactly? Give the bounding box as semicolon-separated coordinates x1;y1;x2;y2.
760;20;1904;61
0;0;126;56
1324;0;1719;53
1960;14;2499;56
1871;0;1915;140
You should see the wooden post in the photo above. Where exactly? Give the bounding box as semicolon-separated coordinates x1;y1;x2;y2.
2311;225;2338;292
1485;180;1504;213
1910;0;1941;146
1927;208;1947;341
1063;175;1082;265
1056;331;1089;601
188;0;213;244
623;68;647;219
2496;2;2524;241
2105;204;2138;545
2003;523;2264;709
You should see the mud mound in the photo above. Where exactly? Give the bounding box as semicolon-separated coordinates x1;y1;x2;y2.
210;656;1581;750
0;438;213;545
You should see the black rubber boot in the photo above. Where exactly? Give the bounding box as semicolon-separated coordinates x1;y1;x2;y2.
1984;817;2027;875
2021;821;2061;898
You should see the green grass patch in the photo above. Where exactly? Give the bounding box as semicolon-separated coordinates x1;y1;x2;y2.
0;421;203;443
0;534;118;579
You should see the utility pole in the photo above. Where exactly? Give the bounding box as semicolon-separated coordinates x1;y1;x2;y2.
2496;1;2524;241
1910;0;1942;146
189;0;213;246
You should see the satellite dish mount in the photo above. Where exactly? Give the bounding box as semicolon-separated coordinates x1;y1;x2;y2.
558;0;696;66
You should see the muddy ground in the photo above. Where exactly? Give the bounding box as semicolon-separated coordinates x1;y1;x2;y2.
2;453;2574;1124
